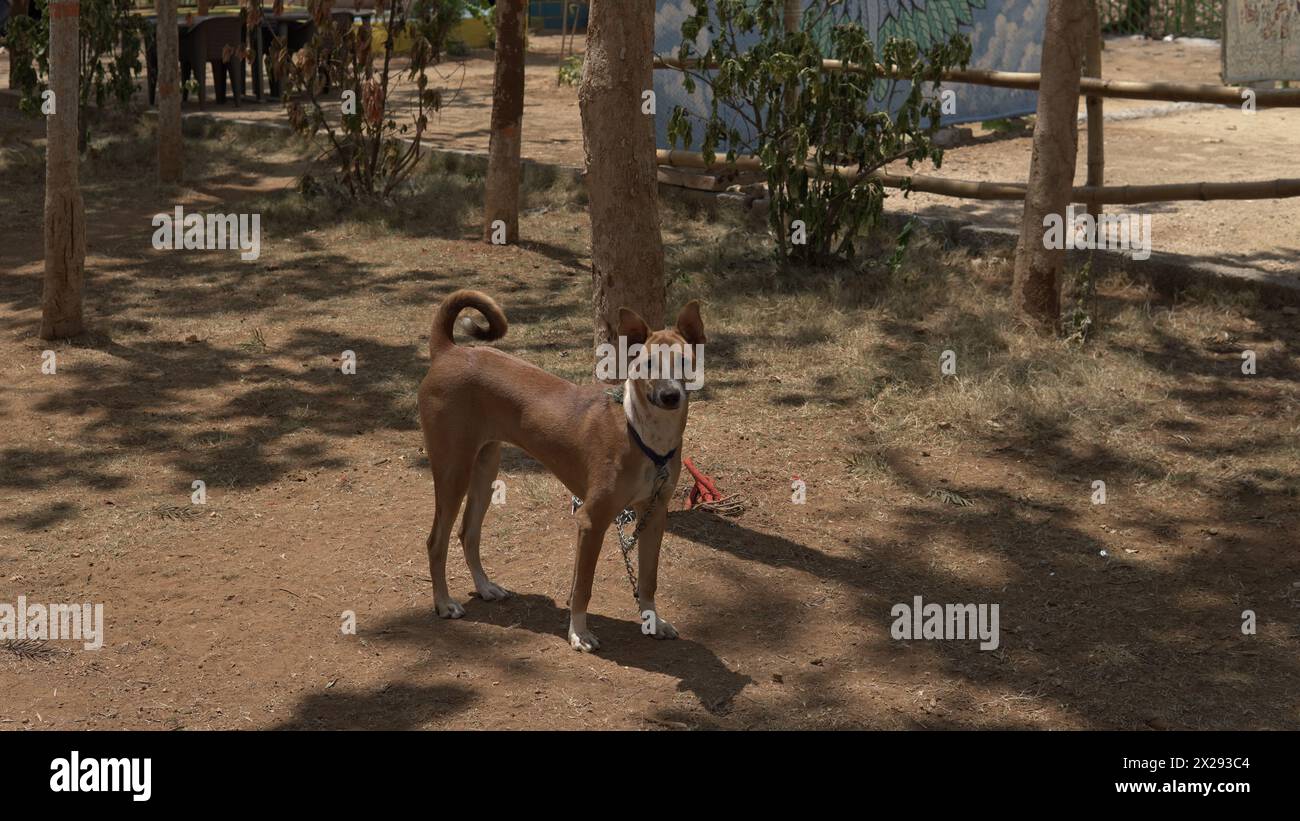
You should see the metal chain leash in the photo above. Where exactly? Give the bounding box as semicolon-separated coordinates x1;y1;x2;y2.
572;463;671;608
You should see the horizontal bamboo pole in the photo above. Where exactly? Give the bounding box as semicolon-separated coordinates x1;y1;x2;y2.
1070;178;1300;203
653;56;1300;107
655;149;1300;204
947;69;1300;107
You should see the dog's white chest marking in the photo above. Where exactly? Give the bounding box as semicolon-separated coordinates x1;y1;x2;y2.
622;384;680;507
632;463;665;505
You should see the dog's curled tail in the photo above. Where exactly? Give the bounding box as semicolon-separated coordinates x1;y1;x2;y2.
430;289;508;357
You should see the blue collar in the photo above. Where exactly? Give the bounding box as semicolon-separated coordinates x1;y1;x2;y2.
627;422;676;469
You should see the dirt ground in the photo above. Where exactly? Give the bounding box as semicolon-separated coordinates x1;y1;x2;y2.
3;27;1300;730
6;33;1295;274
885;37;1300;276
0;33;589;168
3;96;1299;730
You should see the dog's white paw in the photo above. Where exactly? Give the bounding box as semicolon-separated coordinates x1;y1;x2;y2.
473;580;512;601
644;614;678;640
435;600;466;619
568;628;601;653
652;618;678;640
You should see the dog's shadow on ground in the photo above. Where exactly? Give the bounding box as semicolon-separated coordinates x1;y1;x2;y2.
270;683;478;730
356;594;754;723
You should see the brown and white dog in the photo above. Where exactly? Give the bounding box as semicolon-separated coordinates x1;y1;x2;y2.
417;290;705;652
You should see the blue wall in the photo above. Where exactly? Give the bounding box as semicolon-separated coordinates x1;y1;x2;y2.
529;1;589;32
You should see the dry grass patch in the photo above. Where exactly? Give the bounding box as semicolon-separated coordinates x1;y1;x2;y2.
661;205;1300;507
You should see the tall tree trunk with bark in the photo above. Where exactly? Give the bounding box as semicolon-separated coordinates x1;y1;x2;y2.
578;0;665;354
157;0;183;183
1011;0;1086;332
482;0;526;244
41;0;87;340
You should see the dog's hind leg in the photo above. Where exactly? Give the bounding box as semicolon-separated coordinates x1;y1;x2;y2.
427;458;473;619
460;441;511;601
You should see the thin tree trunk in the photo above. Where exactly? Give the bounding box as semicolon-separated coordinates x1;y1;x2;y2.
41;0;87;340
780;0;800;248
482;0;525;244
559;0;571;66
157;0;183;183
1011;0;1086;332
1083;0;1103;220
578;0;665;354
783;0;801;39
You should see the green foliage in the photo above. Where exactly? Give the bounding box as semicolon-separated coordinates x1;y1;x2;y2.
666;0;971;265
284;0;454;200
6;15;42;111
1063;259;1098;344
557;54;582;87
7;0;146;120
410;0;473;63
980;117;1017;132
885;216;917;275
467;0;496;49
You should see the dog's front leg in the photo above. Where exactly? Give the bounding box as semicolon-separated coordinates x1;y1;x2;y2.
568;506;611;652
634;496;678;641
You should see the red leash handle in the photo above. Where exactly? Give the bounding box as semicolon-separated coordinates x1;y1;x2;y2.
682;457;721;508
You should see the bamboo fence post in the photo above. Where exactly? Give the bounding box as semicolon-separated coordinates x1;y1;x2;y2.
654;26;1300;209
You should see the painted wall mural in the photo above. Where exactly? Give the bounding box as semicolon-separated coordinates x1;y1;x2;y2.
654;0;1049;150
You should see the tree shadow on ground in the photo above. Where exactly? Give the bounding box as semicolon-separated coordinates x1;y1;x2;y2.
0;112;597;501
270;682;477;730
363;596;754;717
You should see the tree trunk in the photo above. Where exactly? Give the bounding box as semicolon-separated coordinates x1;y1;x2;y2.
482;0;526;244
157;0;184;183
559;0;571;64
1011;0;1086;333
41;0;87;340
780;0;800;246
783;0;801;36
1082;0;1103;220
578;0;665;354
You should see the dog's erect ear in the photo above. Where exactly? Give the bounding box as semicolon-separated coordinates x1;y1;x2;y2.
618;308;650;347
675;300;706;346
